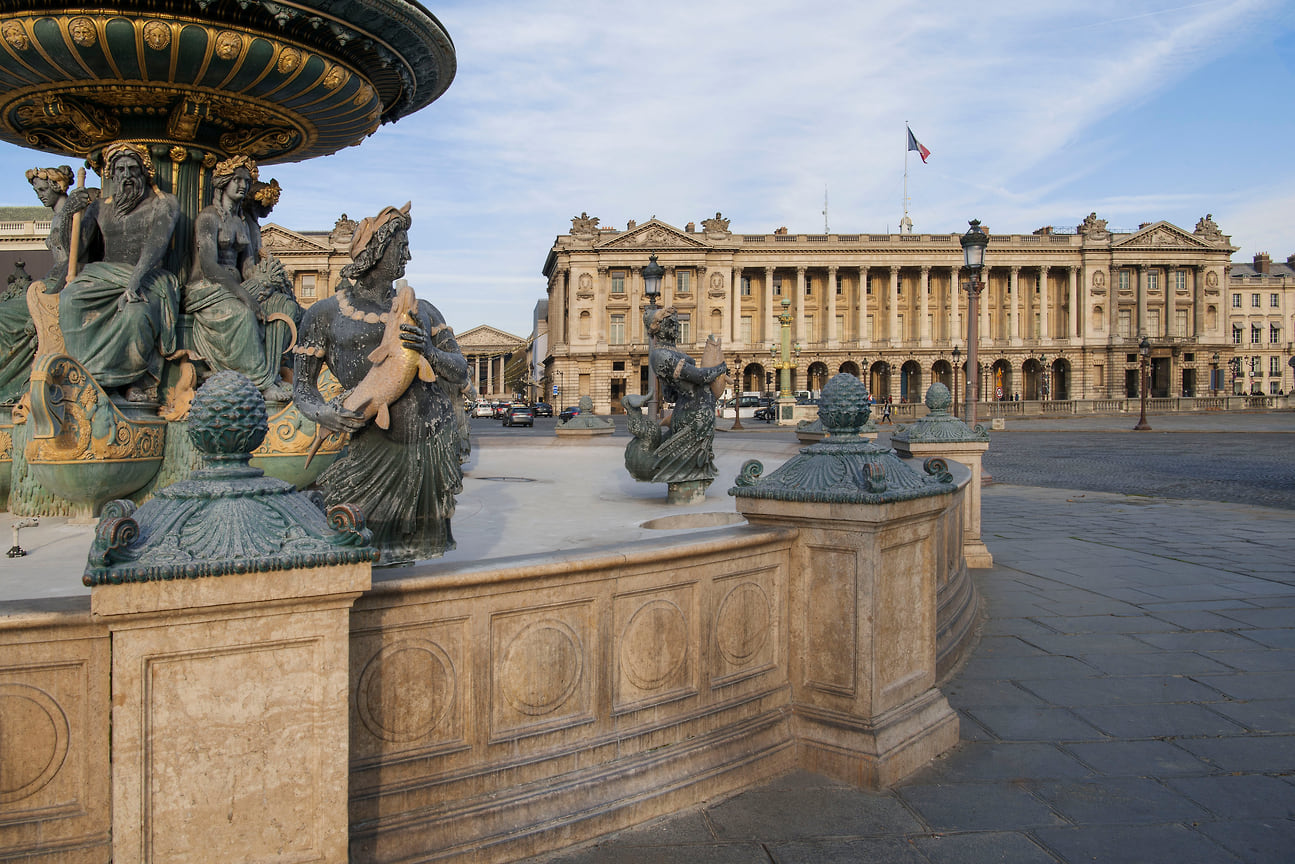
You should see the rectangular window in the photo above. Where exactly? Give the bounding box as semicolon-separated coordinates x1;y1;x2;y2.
897;313;905;339
1251;325;1262;344
805;278;812;297
836;314;846;338
1118;310;1132;338
1271;356;1282;376
1147;271;1159;293
773;278;782;296
1147;313;1161;338
1233;325;1243;344
610;270;625;294
741;276;751;297
1272;293;1281;308
609;314;625;345
1232;294;1242;308
678;313;691;344
804;315;815;341
1271;324;1282;344
300;273;316;298
1272;382;1281;395
1119;270;1130;293
1252;293;1261;308
1094;364;1104;387
676;270;691;294
836;274;844;296
1174;270;1186;293
740;316;752;343
865;275;872;295
866;315;874;339
1175;309;1188;337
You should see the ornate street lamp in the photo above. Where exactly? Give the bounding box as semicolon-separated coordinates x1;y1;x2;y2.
643;254;665;420
769;297;797;422
951;345;961;418
555;369;564;412
1134;335;1152;431
1039;353;1049;400
1211;352;1220;396
959;220;989;427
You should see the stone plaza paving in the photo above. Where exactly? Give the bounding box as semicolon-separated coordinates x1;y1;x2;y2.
524;413;1295;864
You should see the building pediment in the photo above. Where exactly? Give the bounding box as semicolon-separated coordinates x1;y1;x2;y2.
596;220;708;250
260;223;332;253
1112;221;1211;251
458;324;527;351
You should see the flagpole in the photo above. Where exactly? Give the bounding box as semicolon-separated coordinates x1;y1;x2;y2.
902;122;911;233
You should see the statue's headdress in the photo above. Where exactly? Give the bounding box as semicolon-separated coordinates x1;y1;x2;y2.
648;306;679;336
212;154;259;184
102;141;155;180
25;165;74;191
348;202;412;261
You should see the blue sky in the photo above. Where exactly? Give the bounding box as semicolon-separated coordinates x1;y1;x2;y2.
2;0;1292;339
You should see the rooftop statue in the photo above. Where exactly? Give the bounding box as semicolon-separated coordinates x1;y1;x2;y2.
185;155;298;402
57;141;180;402
624;308;727;503
292;203;468;565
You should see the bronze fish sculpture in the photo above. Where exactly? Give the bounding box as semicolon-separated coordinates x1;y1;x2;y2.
304;282;435;468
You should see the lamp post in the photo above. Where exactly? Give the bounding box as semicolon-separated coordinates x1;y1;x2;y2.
730;355;744;430
1229;356;1241;395
1211;352;1220;396
1134;335;1152;431
951;345;961;418
769;297;797;423
1039;354;1049;400
555;369;564;412
642;254;664;421
959;220;989;427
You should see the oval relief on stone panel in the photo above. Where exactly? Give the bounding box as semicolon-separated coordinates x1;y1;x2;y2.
715;581;771;666
621;599;688;691
501;620;583;716
0;684;70;803
356;640;456;743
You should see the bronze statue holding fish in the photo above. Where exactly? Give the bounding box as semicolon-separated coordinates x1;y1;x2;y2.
292;203;468;565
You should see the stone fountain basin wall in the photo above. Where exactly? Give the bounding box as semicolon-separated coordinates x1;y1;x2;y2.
0;474;975;864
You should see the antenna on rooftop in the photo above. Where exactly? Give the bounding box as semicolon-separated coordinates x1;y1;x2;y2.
822;186;829;234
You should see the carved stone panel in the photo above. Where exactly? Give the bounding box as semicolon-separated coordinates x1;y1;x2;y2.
351;618;469;763
709;568;779;689
804;545;858;698
490;602;594;741
613;584;696;713
0;629;110;862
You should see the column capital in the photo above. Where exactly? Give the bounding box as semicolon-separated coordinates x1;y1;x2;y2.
919;265;930;276
796;265;807;275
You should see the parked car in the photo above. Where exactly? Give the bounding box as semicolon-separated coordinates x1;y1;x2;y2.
753;402;776;423
558;405;579;422
532;401;553;417
502;405;533;427
716;394;769;419
472;401;495;418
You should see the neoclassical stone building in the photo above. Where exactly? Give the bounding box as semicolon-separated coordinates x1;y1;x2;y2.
541;211;1263;414
1228;252;1295;395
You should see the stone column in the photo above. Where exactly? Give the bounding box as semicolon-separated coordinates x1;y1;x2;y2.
1038;265;1050;343
888;266;900;345
948;266;959;345
1194;265;1206;338
919;266;931;345
1008;266;1021;345
1068;266;1079;341
826;265;838;344
731;267;742;344
795;267;807;341
552;271;566;346
858;266;869;347
663;266;675;309
765;267;776;344
630;266;643;343
1137;263;1147;336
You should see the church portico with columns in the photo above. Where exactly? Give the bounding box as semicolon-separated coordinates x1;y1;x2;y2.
541;211;1244;415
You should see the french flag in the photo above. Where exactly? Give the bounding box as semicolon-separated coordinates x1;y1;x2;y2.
907;127;930;163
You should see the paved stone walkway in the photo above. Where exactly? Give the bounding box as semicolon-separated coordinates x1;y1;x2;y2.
525;482;1295;862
